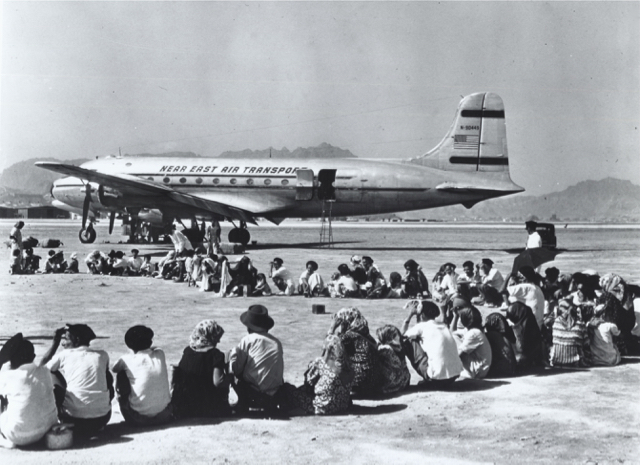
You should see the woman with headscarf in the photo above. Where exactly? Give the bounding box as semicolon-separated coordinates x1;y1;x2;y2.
453;306;492;379
290;335;353;415
483;313;517;377
375;325;411;394
598;273;637;355
251;273;272;297
402;259;430;299
328;307;380;396
505;301;544;368
550;299;590;367
299;260;326;297
171;320;231;418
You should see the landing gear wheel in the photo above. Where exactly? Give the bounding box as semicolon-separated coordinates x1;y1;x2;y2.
79;228;97;244
228;228;250;245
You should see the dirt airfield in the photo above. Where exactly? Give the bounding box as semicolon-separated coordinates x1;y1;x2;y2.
1;220;639;464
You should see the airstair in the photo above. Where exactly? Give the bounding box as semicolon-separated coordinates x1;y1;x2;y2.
319;199;335;247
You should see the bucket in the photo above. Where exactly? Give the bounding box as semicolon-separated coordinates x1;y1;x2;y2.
46;424;73;450
312;304;325;314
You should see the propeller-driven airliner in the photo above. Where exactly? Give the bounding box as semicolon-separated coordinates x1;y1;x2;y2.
37;92;524;245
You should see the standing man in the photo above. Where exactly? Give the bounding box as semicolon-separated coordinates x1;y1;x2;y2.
169;224;194;256
9;221;25;267
206;219;222;256
525;221;542;249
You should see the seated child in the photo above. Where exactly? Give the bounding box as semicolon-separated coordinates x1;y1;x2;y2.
376;325;411;394
112;326;173;426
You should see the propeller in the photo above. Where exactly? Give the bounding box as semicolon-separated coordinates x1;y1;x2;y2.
108;211;116;234
82;184;91;230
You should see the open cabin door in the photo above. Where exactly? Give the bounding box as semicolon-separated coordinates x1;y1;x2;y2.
295;169;314;200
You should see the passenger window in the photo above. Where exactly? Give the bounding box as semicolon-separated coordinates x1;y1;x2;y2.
247;179;254;185
163;177;170;184
179;177;187;184
230;178;237;185
147;177;154;181
213;178;220;185
196;178;203;184
281;179;289;186
264;179;272;185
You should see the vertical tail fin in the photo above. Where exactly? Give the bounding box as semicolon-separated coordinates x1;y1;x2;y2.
414;92;510;173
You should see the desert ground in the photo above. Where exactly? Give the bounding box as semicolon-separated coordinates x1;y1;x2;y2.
0;219;639;464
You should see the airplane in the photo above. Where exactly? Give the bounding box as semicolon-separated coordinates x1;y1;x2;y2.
37;92;524;245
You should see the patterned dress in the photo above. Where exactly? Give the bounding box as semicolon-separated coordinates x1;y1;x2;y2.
292;358;352;415
340;330;380;395
376;345;411;394
550;319;589;367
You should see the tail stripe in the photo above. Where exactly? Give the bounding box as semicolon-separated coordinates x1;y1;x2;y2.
449;156;509;166
460;110;505;118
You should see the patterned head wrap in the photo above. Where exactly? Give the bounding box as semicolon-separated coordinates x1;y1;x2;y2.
556;299;578;330
599;273;625;301
322;334;353;386
329;307;369;336
376;325;405;355
189;320;224;350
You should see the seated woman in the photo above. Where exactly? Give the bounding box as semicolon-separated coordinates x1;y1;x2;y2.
63;253;79;274
299;261;326;298
375;325;411;394
386;272;404;299
588;317;621;366
290;335;353;415
483;313;517;377
251;273;272;297
328;307;380;396
402;259;430;299
171;320;231;418
112;326;173;426
453;306;492;379
227;256;257;296
0;333;58;449
550;299;590;367
505;302;544;369
401;300;463;386
598;273;637;355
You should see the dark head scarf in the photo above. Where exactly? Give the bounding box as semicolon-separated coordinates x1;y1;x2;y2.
506;302;542;354
404;259;419;271
0;333;35;369
458;306;483;330
484;312;516;343
376;325;405;356
389;271;402;287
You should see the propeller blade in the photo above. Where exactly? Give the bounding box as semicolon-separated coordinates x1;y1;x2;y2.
108;211;116;234
82;186;91;230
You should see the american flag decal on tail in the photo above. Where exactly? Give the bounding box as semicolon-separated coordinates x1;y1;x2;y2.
454;134;480;150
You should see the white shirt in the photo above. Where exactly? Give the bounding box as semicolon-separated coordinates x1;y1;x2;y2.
128;256;143;272
337;275;359;292
229;332;284;396
526;232;542;249
112;348;171;417
404;320;463;380
590;322;621;366
46;346;111;418
272;266;293;284
170;230;194;253
0;363;58;446
508;283;545;327
479;268;504;289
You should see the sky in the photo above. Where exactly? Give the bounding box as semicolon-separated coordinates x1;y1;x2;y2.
1;1;638;196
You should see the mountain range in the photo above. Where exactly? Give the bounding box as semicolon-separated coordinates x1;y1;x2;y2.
1;146;638;221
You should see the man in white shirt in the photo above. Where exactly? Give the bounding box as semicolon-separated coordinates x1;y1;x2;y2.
401;300;463;386
41;324;113;438
507;266;546;327
0;334;58;448
169;224;194;255
112;326;173;426
471;258;505;307
270;258;295;296
525;221;543;249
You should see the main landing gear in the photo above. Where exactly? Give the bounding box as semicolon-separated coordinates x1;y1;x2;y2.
228;221;251;245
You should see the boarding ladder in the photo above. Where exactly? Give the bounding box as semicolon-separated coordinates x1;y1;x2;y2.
319;199;335;247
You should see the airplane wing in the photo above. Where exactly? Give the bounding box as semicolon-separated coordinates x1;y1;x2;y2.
36;162;259;224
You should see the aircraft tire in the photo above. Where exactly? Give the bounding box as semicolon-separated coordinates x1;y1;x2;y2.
237;228;250;246
228;228;238;243
79;228;97;244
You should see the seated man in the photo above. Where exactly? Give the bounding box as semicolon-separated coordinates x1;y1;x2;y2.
401;300;463;387
64;252;80;274
126;249;143;276
362;256;387;299
112;326;173;426
41;324;113;437
85;250;109;275
472;258;505;307
298;261;326;297
23;247;42;274
269;258;295;296
0;333;58;449
229;305;285;413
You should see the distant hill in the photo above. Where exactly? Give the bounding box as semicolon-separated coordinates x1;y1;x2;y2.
218;143;357;159
400;178;640;222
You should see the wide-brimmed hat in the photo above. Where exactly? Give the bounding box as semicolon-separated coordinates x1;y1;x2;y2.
240;305;274;332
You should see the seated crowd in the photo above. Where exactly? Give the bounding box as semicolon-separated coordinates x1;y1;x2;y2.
1;265;638;449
